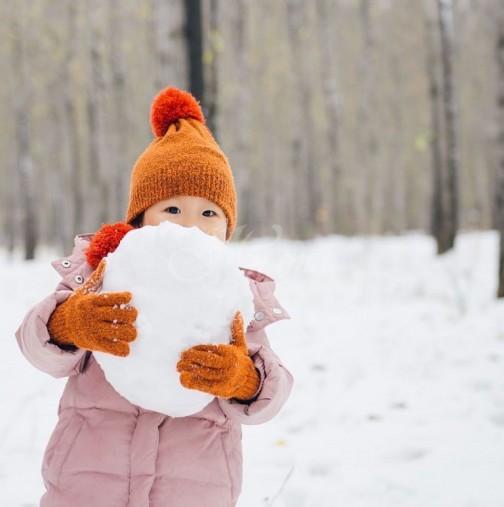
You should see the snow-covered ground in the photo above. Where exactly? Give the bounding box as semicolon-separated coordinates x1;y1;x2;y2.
1;231;504;507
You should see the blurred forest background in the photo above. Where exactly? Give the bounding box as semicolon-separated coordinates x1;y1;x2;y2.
1;0;504;277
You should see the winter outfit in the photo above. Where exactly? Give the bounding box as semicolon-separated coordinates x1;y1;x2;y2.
15;87;293;507
16;236;291;507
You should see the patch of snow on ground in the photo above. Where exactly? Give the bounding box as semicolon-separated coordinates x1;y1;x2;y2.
1;231;504;507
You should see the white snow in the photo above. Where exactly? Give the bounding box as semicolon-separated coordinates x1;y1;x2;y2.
1;230;504;507
95;221;255;417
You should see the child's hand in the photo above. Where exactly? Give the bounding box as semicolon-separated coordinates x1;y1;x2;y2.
177;312;260;400
48;260;137;357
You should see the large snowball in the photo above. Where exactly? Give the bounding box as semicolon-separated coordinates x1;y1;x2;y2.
94;221;254;417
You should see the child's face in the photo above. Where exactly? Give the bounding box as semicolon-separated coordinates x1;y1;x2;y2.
142;195;228;241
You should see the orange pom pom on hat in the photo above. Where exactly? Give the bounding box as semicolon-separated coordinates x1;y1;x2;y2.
126;87;237;239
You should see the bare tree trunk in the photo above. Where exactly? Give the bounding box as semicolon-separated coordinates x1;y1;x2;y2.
315;0;341;233
354;0;378;234
185;0;204;103
58;1;85;246
385;0;406;233
426;15;445;246
150;0;188;92
11;2;37;259
224;0;257;238
286;0;321;239
46;83;66;250
436;0;460;254
496;10;504;297
69;5;85;236
66;2;83;236
108;0;129;222
4;149;15;252
285;0;309;239
202;0;219;137
363;0;385;234
85;1;109;229
388;64;407;233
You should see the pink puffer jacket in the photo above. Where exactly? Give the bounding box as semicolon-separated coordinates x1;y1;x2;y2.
16;235;293;507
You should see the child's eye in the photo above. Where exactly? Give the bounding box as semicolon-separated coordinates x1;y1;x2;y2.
165;206;181;214
202;210;216;217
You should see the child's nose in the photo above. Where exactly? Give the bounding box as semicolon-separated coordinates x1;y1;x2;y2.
179;215;198;229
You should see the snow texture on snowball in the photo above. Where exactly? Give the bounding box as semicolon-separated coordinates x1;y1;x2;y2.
94;221;255;417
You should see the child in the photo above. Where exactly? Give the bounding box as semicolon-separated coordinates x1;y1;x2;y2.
15;87;293;507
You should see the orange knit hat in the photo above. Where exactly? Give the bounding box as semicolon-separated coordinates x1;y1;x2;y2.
126;87;236;239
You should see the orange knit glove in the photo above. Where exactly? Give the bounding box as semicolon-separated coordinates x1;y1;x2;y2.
48;260;137;357
177;312;260;400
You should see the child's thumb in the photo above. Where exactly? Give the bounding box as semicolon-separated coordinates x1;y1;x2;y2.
230;311;247;351
81;259;107;295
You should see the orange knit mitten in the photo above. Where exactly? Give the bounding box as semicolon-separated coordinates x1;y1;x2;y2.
177;312;260;400
48;261;137;357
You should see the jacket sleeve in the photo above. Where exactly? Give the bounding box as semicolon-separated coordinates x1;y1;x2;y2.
15;243;91;378
15;290;88;378
217;327;293;425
